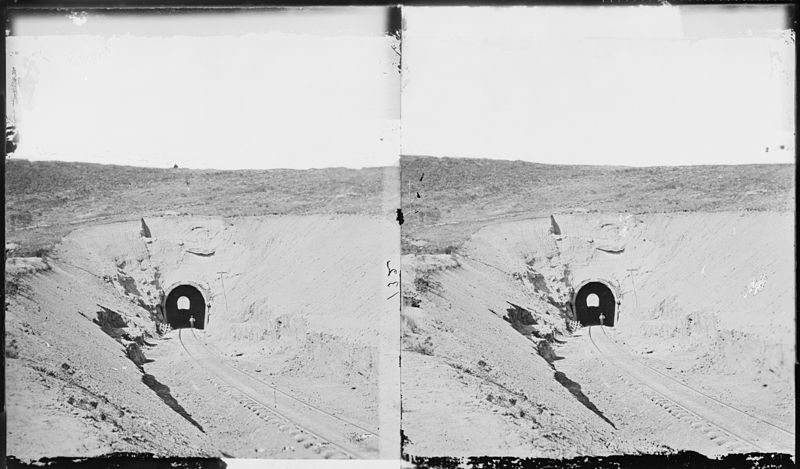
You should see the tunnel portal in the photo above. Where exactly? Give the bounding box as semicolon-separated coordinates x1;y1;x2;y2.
574;281;617;327
164;284;206;329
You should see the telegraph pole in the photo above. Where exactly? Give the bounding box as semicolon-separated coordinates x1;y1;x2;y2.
216;271;230;324
626;268;640;313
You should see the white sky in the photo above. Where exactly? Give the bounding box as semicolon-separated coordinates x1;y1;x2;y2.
401;6;795;166
7;8;400;169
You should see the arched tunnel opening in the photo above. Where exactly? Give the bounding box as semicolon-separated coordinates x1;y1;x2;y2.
164;284;207;330
574;281;617;327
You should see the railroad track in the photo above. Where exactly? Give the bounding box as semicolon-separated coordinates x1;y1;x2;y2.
588;326;795;455
177;329;379;459
196;331;380;438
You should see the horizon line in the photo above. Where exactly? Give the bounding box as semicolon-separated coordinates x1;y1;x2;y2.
400;154;796;168
5;157;399;172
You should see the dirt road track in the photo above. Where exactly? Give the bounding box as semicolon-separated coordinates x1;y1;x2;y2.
588;326;795;455
177;329;380;459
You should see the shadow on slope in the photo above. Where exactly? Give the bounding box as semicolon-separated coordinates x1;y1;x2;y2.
553;371;616;429
497;301;616;428
141;373;205;433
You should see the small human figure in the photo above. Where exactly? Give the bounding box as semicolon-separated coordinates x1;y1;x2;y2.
189;315;196;329
599;312;606;326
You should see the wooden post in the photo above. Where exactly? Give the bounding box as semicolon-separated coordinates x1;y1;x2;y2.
216;271;230;326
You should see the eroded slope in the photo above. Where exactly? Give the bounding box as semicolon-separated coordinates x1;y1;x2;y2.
6;213;397;459
401;211;794;456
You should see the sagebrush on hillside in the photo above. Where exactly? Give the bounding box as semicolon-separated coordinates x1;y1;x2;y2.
5;159;390;256
401;155;795;254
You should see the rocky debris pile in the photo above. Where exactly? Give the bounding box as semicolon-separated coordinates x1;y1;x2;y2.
185;247;215;256
126;343;147;367
93;304;154;368
6;242;19;257
536;340;557;362
501;301;562;361
6;256;51;276
6;338;20;359
6;256;52;297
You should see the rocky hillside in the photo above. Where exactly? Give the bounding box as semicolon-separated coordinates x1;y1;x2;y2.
5;160;400;460
401;155;795;253
5;159;393;257
400;155;795;457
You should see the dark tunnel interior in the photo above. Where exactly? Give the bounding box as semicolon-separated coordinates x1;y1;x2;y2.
164;284;206;330
575;282;616;327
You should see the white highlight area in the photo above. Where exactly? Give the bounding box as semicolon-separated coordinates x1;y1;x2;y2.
7;9;400;170
176;296;190;310
402;6;794;166
586;293;599;307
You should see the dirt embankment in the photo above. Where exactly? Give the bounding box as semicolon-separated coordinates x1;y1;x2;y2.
400;156;795;254
466;211;794;385
5;256;213;459
58;215;394;369
401;210;794;456
5;159;390;258
6;213;396;459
